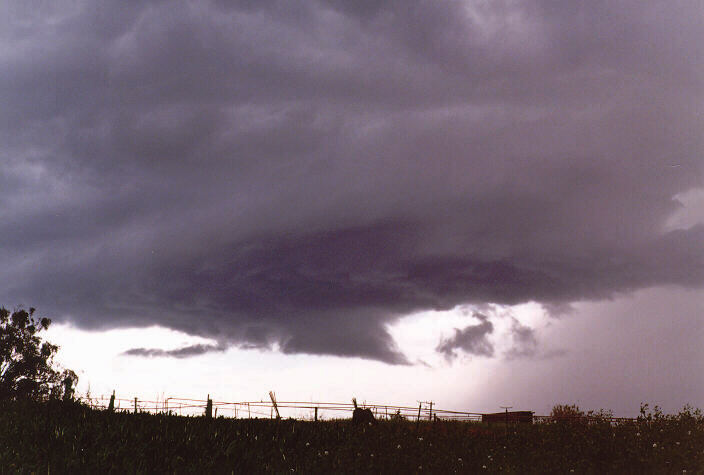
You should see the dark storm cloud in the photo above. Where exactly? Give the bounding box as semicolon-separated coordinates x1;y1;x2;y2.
123;343;226;359
1;1;703;363
436;312;494;360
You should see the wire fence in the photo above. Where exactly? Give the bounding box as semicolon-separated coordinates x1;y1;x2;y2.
83;395;484;421
82;394;638;424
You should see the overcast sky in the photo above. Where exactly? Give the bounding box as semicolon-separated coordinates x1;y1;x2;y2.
2;1;703;415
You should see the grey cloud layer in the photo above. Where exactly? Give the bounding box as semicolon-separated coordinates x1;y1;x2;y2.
436;312;494;360
123;343;226;359
1;0;702;362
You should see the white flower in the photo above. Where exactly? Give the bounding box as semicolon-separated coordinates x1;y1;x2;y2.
688;430;691;435
397;444;402;449
305;442;310;447
458;458;462;463
324;451;329;456
636;432;641;436
418;437;423;441
676;442;680;445
653;443;657;448
482;465;487;469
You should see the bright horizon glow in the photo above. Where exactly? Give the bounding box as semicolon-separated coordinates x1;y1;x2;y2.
45;289;703;419
46;304;548;413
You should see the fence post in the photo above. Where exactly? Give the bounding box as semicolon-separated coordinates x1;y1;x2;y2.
108;390;115;412
500;406;512;437
428;401;433;421
134;397;138;414
269;391;280;419
206;394;213;419
314;407;318;422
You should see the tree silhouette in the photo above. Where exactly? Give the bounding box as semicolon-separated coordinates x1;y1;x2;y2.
0;306;77;401
550;404;585;420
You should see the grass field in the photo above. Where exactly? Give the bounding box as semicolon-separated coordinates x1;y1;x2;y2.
1;400;702;473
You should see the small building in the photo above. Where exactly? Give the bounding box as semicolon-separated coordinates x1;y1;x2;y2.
482;411;534;424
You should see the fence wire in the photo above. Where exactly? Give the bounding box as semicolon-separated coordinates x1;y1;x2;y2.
83;395;637;424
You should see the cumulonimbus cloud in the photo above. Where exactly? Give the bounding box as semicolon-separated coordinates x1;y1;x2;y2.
1;0;702;363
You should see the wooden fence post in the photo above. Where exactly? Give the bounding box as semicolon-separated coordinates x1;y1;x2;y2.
206;394;213;419
314;407;318;421
134;397;138;414
108;390;115;412
269;391;280;419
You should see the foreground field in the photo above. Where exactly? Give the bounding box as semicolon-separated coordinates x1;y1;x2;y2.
1;400;702;473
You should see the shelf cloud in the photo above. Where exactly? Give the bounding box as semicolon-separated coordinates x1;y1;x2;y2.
1;0;702;363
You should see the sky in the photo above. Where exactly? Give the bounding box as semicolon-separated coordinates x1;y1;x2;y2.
1;0;703;417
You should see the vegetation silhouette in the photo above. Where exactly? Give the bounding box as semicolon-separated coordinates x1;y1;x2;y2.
351;397;376;425
1;400;702;472
0;306;77;401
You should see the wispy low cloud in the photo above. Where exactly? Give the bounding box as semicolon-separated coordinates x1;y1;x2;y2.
504;318;567;360
504;318;539;359
436;312;494;361
123;343;226;359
